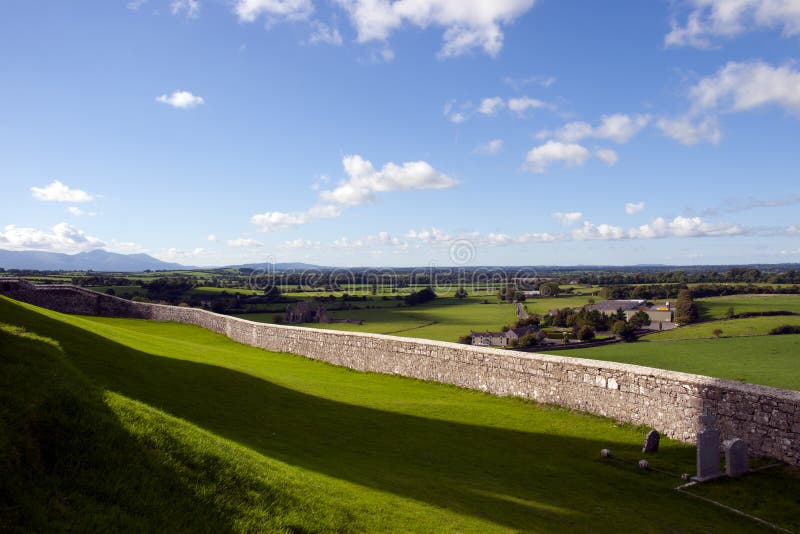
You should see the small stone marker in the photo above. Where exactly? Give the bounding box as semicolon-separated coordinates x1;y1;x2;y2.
724;438;749;477
638;459;649;470
642;430;660;453
694;407;723;482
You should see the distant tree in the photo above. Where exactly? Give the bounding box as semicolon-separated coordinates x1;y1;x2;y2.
675;289;698;325
712;328;723;338
457;335;472;345
613;321;637;342
518;333;539;348
726;307;735;319
629;310;651;329
562;332;571;345
454;286;468;299
577;325;596;342
539;282;561;297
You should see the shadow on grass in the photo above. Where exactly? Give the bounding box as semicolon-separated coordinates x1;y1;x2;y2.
0;298;760;532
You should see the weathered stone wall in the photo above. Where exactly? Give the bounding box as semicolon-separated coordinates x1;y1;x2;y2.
2;278;799;465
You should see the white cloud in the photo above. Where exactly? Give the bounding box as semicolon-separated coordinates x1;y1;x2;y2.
309;20;343;45
448;112;465;124
207;234;218;242
31;180;93;203
127;0;148;10
595;148;619;166
405;227;452;244
504;75;556;90
666;0;800;48
334;0;536;58
524;141;592;173
555;113;650;144
107;239;147;254
0;223;105;252
475;138;503;155
478;96;504;115
551;211;582;226
281;238;321;249
156;90;205;109
624;201;645;215
234;0;313;22
689;61;800;114
320;154;457;206
656;114;721;145
629;216;744;239
507;96;550;114
227;237;264;248
171;0;199;18
66;206;84;216
571;221;626;241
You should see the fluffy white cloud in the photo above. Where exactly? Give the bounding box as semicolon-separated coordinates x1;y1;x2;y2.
555;113;650;144
253;154;454;231
234;0;313;22
666;0;800;48
656;114;721;145
524;141;591;173
281;238;321;249
207;234;218;242
475;138;503;155
629;216;744;239
507;96;550;114
624;201;645;215
334;0;536;58
405;227;452;244
31;180;93;203
156;90;205;109
0;223;105;252
320;154;457;206
571;221;625;241
595;148;619;166
227;237;264;247
448;112;465;124
478;96;504;115
308;21;343;45
551;211;582;226
689;61;800;114
171;0;199;18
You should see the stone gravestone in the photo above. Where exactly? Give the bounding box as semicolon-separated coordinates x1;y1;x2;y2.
724;438;749;477
694;407;723;482
642;430;660;453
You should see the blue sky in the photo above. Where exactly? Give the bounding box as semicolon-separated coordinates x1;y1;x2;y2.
1;0;799;267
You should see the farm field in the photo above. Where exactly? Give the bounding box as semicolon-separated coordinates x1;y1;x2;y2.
1;295;798;532
549;335;800;390
695;294;800;320
240;294;600;342
645;315;800;340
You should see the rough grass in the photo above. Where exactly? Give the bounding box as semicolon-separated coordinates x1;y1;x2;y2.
2;296;799;532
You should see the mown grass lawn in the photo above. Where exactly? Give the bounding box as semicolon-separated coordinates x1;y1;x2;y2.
2;296;797;532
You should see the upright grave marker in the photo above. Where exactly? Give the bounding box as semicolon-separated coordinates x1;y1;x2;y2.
694;407;722;481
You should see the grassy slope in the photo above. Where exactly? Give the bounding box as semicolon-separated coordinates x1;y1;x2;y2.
696;294;800;320
1;296;798;531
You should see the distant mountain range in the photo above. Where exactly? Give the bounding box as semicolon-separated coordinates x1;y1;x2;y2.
0;249;190;272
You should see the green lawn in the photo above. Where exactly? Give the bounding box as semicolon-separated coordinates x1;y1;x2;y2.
696;294;800;320
548;335;800;390
646;315;800;340
2;295;797;531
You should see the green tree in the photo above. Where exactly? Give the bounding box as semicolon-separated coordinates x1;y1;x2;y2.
576;325;596;342
629;310;651;329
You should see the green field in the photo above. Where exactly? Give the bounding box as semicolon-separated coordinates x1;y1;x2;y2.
645;315;800;340
549;335;800;390
240;294;600;342
2;295;798;532
696;294;800;320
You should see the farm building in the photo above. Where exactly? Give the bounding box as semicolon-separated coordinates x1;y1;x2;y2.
471;325;539;347
585;299;674;328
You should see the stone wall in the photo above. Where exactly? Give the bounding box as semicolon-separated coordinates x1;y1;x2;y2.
2;278;799;465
